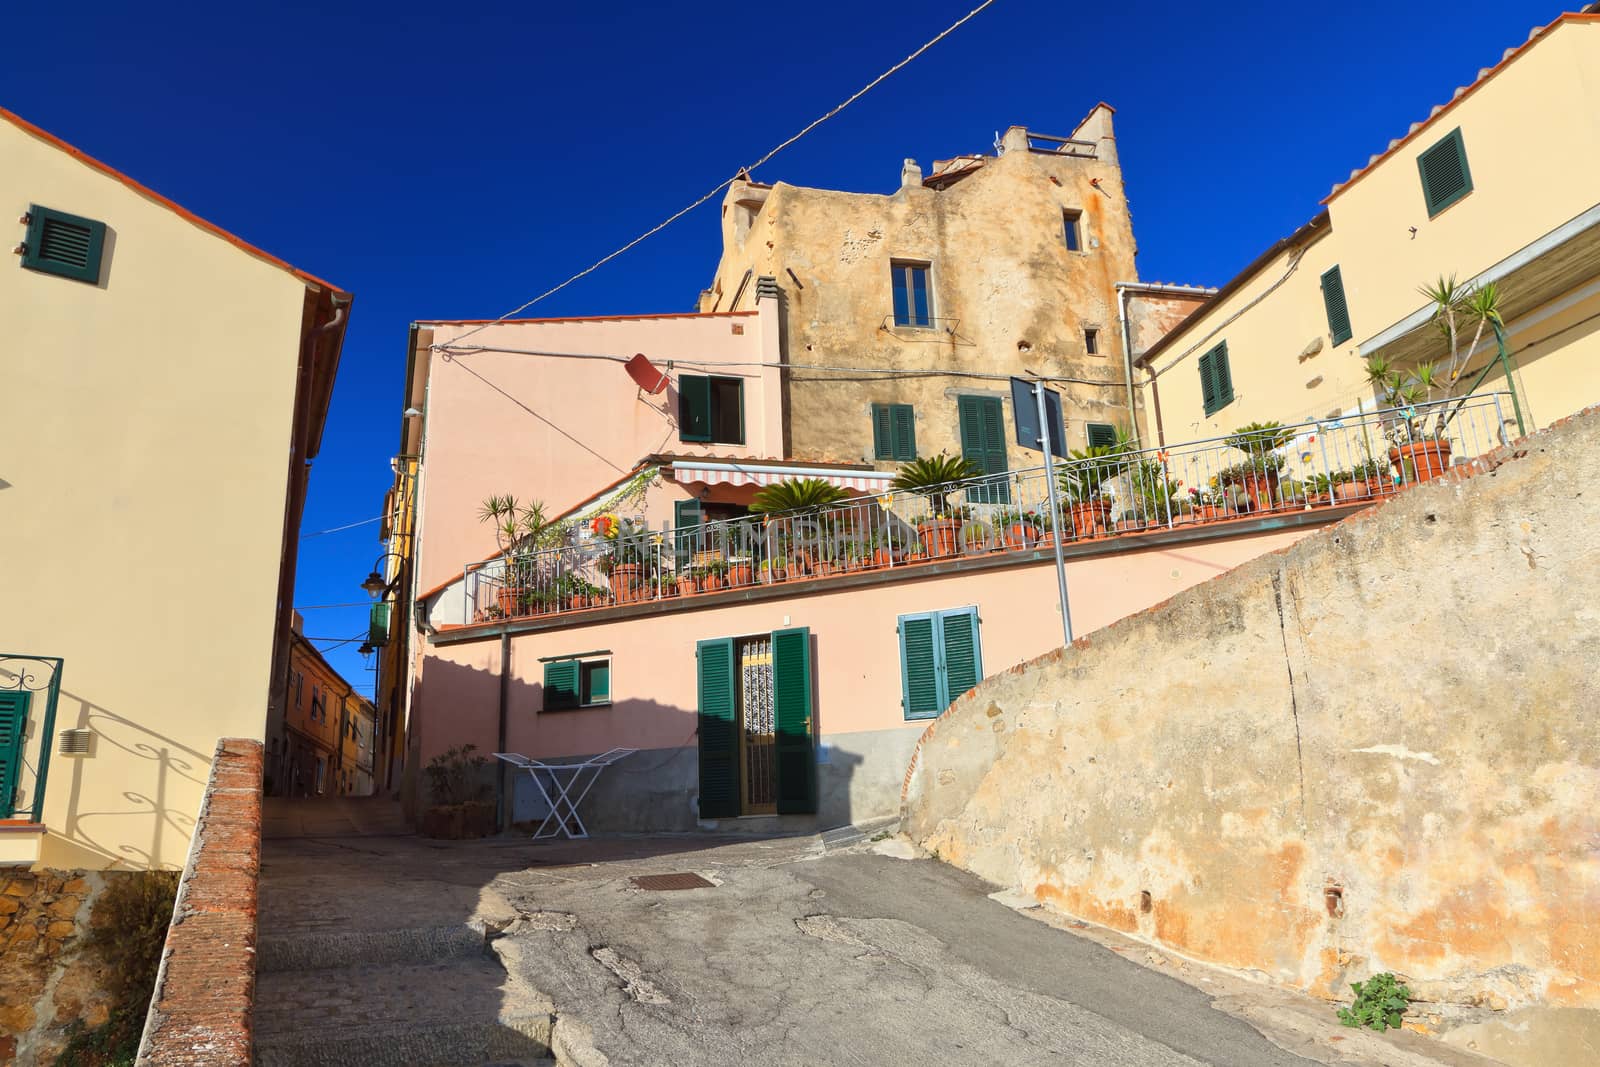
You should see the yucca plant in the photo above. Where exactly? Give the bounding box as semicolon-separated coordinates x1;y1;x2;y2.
1367;275;1503;443
891;453;980;516
751;477;851;515
477;494;549;555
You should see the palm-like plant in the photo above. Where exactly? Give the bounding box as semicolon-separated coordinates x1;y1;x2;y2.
478;494;550;556
751;477;852;515
1367;275;1503;442
890;453;980;516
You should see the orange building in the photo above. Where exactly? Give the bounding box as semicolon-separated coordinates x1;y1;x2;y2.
269;623;373;798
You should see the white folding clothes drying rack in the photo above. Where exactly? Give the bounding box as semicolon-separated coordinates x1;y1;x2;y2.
494;749;638;840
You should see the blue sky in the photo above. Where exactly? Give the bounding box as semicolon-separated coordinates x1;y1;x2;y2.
8;0;1565;688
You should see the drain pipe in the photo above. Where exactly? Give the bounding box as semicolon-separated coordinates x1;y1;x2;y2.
1116;285;1139;441
497;631;511;832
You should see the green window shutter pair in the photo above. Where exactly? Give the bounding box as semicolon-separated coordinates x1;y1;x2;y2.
367;602;391;647
1321;266;1353;345
1086;423;1118;449
1418;128;1473;218
1198;342;1234;416
543;660;581;710
898;607;983;720
0;691;28;819
696;628;815;817
871;403;917;461
21;205;107;284
957;396;1010;504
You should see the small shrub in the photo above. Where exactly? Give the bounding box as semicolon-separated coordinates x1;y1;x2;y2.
425;744;490;806
1337;971;1412;1032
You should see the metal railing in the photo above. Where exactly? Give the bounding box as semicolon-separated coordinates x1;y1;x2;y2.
464;393;1511;625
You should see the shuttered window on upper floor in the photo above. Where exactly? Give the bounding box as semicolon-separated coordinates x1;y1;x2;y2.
1418;128;1473;218
1198;341;1235;417
1321;265;1353;345
1086;423;1119;449
20;205;107;284
871;403;917;461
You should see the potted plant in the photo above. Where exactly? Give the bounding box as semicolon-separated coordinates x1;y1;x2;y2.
1185;483;1229;524
418;745;495;840
891;453;981;558
994;509;1040;549
1058;439;1125;538
594;514;656;602
1365;276;1504;483
1222;422;1292;511
1128;459;1181;530
479;494;549;617
701;560;729;590
759;556;787;582
1344;457;1388;501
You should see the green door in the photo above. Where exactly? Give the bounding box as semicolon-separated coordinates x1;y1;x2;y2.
0;691;30;819
958;395;1010;504
696;638;739;818
771;627;815;814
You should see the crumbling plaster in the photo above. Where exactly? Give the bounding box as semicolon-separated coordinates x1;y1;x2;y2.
903;406;1600;1012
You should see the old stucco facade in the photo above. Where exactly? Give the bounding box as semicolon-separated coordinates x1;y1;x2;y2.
698;108;1146;468
903;404;1600;1017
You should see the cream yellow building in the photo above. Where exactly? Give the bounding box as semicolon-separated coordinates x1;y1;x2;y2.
0;109;349;870
1135;11;1600;448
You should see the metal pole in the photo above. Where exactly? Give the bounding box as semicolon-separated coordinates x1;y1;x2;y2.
1034;382;1074;647
1492;321;1528;438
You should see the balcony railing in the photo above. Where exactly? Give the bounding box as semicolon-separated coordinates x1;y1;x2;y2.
464;393;1512;625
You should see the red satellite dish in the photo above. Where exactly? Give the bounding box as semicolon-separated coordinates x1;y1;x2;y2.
625;353;670;394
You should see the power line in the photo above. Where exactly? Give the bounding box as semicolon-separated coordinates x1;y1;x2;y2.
434;0;1000;351
302;516;383;538
295;602;374;610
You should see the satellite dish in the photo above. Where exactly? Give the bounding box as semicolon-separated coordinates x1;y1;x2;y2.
625;354;670;394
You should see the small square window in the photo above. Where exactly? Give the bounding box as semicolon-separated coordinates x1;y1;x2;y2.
1084;328;1099;355
20;204;107;284
1063;210;1083;252
679;375;745;444
891;261;933;327
544;657;611;710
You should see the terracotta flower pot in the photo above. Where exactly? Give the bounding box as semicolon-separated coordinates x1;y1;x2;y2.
1239;470;1281;512
1068;501;1112;538
1003;523;1038;549
872;548;896;568
496;586;523;617
610;563;643;603
727;563;754;586
917;517;961;558
1335;480;1373;504
1390;440;1452;484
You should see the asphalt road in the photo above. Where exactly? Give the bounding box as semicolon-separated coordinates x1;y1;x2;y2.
493;845;1319;1066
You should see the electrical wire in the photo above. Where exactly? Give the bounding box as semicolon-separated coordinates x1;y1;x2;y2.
302;516;383;538
295;602;375;610
433;0;1001;351
437;342;1124;388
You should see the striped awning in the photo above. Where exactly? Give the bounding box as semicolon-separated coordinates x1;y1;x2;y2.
667;460;893;493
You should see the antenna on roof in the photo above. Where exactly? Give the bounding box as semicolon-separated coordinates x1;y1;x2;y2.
993;130;1004;156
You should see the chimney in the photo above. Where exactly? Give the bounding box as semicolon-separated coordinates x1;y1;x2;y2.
900;158;923;190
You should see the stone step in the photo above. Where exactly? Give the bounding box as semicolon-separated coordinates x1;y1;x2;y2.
254;958;554;1067
257;922;490;973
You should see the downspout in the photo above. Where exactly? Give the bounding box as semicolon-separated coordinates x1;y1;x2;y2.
1117;286;1138;440
497;631;510;832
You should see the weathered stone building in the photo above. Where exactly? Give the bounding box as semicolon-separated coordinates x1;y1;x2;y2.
698;107;1156;474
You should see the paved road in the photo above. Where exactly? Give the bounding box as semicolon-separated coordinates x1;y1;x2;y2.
492;843;1315;1066
259;807;1489;1067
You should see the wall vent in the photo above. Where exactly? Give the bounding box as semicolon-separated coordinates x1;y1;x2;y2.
58;728;92;756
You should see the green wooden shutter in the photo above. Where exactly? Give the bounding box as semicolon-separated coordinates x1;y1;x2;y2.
871;404;894;459
1321;265;1352;345
0;691;30;819
679;375;712;442
1418;128;1473;217
696;639;739;818
899;614;943;719
958;396;1009;504
21;205;107;284
1201;342;1233;415
1086;423;1118;449
891;404;917;460
367;602;391;647
771;627;816;814
543;660;580;710
674;499;704;567
937;608;983;705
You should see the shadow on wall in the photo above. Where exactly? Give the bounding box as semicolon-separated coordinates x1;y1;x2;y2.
412;653;864;835
4;672;208;870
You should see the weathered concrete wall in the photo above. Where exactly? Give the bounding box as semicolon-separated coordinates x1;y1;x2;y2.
903;407;1600;1011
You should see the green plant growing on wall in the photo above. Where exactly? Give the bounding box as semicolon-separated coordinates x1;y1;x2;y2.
56;871;182;1066
1337;972;1413;1032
